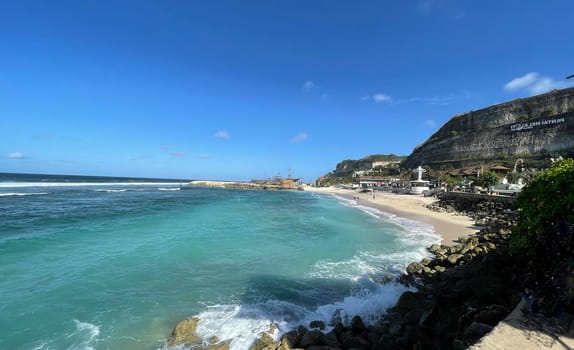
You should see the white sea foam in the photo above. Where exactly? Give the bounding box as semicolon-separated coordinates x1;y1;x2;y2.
309;250;425;281
95;189;128;192
68;319;100;350
158;187;180;191
331;194;441;248
0;192;49;197
173;282;410;350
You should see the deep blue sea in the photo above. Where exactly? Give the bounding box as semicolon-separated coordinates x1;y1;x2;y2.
0;173;440;350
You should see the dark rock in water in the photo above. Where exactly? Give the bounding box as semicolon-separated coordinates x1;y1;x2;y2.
320;330;340;347
350;315;367;334
167;317;202;346
395;291;427;312
341;335;371;349
297;325;309;338
309;320;326;330
280;330;301;349
299;329;323;348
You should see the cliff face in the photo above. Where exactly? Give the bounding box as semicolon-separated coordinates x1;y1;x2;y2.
403;87;574;168
327;154;405;178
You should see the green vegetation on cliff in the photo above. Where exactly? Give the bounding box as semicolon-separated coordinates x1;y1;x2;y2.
510;158;574;315
511;158;574;255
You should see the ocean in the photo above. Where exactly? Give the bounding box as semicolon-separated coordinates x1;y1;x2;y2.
0;173;440;350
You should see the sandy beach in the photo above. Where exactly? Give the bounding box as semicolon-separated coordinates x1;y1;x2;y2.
305;186;479;245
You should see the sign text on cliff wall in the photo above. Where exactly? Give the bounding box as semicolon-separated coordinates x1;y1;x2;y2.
510;117;565;132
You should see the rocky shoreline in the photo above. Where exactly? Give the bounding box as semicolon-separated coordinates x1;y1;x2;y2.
166;196;567;350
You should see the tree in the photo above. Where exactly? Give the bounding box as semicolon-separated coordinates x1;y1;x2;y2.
481;171;498;187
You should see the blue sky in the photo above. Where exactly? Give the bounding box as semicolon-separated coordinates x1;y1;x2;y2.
1;1;573;181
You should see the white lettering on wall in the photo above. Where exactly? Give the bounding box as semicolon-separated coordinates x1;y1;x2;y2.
510;117;565;132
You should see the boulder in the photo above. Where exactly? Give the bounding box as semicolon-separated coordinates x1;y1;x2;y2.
342;336;371;349
406;262;422;275
447;254;464;266
249;332;278;350
299;329;323;348
280;330;300;349
309;320;326;330
350;315;367;334
320;330;340;347
167;317;202;347
206;340;232;350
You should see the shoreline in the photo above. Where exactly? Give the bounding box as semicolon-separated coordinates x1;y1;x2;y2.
305;186;479;244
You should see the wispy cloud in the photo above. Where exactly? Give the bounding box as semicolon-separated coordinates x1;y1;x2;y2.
302;80;315;92
361;94;392;103
214;130;230;140
504;72;571;95
455;12;465;20
394;91;471;106
170;151;187;158
423;120;436;128
198;154;209;160
373;94;392;103
8;152;25;159
290;132;308;143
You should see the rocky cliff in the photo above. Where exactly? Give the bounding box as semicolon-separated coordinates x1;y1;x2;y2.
403;87;574;169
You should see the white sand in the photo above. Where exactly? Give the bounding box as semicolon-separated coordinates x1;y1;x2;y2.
305;186;479;245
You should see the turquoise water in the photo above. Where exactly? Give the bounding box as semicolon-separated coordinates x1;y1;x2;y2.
0;178;439;350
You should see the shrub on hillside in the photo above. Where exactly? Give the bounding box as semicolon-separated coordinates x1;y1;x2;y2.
510;158;574;256
510;158;574;315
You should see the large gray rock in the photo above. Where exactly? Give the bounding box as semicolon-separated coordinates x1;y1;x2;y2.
406;262;422;275
447;253;464;266
167;318;202;347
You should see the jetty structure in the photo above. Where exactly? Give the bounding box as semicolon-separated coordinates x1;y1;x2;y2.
182;171;303;191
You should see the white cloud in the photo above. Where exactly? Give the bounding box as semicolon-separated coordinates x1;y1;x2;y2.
360;95;371;102
302;80;315;92
373;94;392;103
290;132;308;143
198;154;209;160
8;152;25;159
504;72;571;95
423;120;436;128
504;72;539;91
214;130;229;139
455;12;465;20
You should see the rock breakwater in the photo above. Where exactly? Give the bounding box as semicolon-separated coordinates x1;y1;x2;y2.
167;196;560;350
